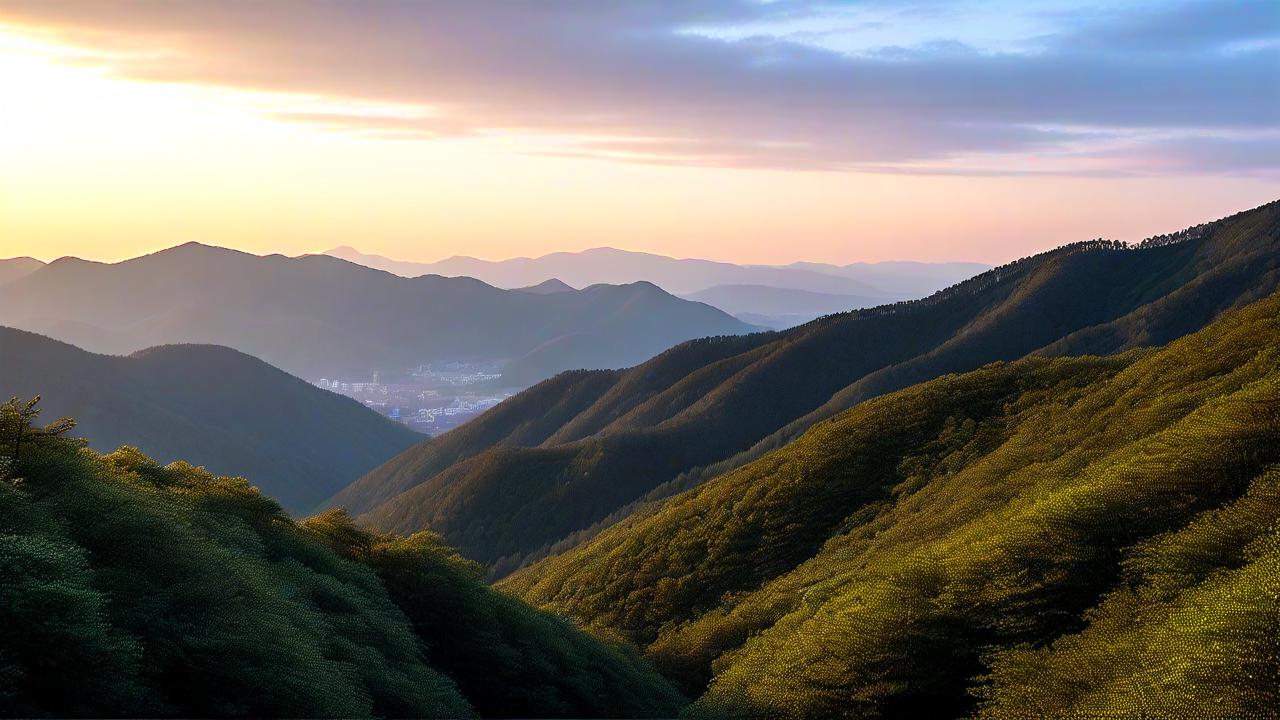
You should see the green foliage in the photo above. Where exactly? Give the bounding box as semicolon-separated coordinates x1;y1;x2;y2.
507;286;1280;718
0;403;682;718
306;511;685;718
351;200;1280;573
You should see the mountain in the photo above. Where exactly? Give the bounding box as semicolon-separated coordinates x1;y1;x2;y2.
325;245;935;296
785;259;992;298
0;327;419;513
681;284;885;328
0;257;43;286
0;405;683;718
516;278;577;294
0;243;754;383
504;286;1280;717
332;200;1280;573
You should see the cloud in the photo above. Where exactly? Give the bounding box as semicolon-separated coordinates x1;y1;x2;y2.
0;0;1275;174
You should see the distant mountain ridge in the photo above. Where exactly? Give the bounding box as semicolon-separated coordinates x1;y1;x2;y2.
0;257;44;286
0;243;754;383
681;284;887;328
323;245;987;298
0;327;419;512
331;200;1280;574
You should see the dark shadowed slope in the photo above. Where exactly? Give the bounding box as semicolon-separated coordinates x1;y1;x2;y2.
335;200;1280;572
0;244;753;382
505;287;1280;718
0;257;44;286
0;408;683;718
0;328;419;513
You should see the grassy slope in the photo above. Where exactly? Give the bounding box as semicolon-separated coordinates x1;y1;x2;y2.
504;288;1280;718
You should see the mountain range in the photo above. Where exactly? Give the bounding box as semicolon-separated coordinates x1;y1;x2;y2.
505;281;1280;717
5;200;1277;718
332;200;1280;575
0;327;419;513
324;245;988;299
0;243;753;384
680;284;888;329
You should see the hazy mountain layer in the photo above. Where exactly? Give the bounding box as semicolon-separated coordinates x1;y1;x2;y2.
681;284;885;328
0;257;44;286
0;328;419;513
325;245;985;297
0;243;753;382
335;201;1280;572
784;259;991;297
505;287;1280;717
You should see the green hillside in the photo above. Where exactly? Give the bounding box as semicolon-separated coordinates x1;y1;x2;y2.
0;328;421;514
0;402;682;718
340;200;1280;572
504;287;1280;717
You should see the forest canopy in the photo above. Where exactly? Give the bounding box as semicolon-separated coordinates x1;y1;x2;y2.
0;397;682;718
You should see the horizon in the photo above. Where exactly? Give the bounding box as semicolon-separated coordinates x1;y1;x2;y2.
11;237;1001;267
7;193;1272;268
3;1;1277;265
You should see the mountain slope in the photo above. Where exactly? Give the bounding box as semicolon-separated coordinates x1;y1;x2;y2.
0;327;420;513
325;245;910;296
516;278;577;294
0;406;683;718
504;287;1280;717
337;200;1280;571
0;257;43;286
0;243;754;382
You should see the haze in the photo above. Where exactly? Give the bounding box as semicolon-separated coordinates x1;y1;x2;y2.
1;0;1277;265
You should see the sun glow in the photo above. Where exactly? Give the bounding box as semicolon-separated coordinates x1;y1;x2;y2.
1;21;1275;267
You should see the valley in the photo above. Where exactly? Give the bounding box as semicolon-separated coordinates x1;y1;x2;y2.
3;3;1275;715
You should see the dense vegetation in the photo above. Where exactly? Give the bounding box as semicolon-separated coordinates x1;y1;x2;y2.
342;200;1280;573
505;286;1280;717
0;400;683;718
0;242;752;383
0;328;420;513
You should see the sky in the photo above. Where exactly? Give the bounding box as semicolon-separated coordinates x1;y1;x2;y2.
1;0;1277;265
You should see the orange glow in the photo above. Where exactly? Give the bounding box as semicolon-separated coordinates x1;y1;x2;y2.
1;25;1276;266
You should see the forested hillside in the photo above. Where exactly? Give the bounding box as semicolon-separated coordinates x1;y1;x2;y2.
0;401;683;718
505;286;1280;718
0;328;419;514
338;200;1280;573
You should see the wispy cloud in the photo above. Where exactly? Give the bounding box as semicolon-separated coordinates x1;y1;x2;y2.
1;0;1275;174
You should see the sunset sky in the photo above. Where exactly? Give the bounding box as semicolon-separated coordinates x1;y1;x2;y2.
2;0;1277;265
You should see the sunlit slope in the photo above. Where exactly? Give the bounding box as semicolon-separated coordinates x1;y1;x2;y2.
0;412;683;718
505;287;1280;718
343;200;1280;572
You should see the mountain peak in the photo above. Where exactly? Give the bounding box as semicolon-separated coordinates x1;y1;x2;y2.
516;278;577;294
